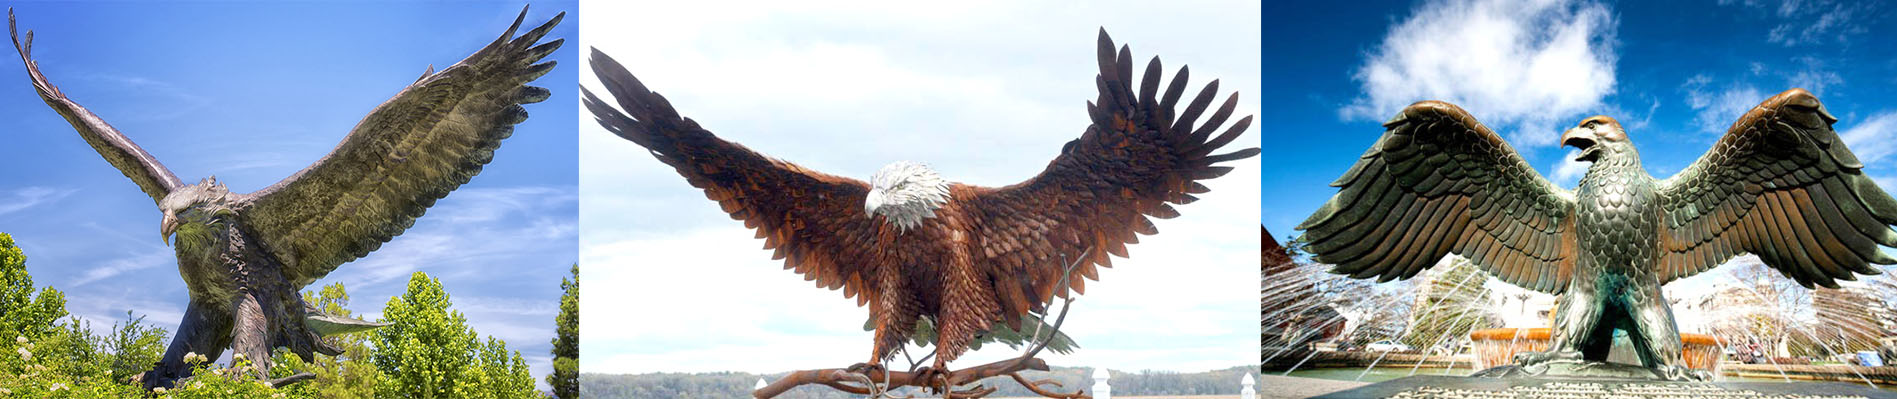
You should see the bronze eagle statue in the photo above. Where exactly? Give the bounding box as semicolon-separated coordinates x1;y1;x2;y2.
9;7;562;388
584;30;1258;387
1298;88;1897;380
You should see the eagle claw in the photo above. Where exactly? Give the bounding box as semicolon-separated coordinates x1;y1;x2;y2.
1511;349;1582;367
845;362;885;377
912;366;951;394
1656;365;1712;382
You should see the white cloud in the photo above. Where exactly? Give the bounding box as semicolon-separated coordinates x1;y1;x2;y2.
1841;111;1897;165
1551;151;1590;188
1343;0;1618;148
1681;75;1766;136
0;187;78;215
1723;0;1875;47
581;0;1260;374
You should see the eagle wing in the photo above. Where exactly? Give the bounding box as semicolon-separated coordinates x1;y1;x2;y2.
237;8;564;287
10;10;183;203
1654;88;1897;288
965;30;1261;327
1298;102;1579;293
582;49;884;305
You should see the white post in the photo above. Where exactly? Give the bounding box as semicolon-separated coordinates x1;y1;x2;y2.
1241;373;1257;399
1092;367;1111;399
754;377;767;391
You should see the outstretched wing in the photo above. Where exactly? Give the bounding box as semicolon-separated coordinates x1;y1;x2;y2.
1298;101;1579;293
1654;88;1897;288
10;10;183;203
582;48;884;305
965;29;1261;327
238;8;564;287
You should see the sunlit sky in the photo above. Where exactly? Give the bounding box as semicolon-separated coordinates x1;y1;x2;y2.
0;2;577;386
579;0;1262;375
1261;0;1897;298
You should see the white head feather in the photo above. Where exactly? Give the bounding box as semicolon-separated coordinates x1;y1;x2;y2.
865;161;951;232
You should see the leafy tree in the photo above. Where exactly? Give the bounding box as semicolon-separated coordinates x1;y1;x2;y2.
549;264;578;398
0;233;66;341
373;271;535;399
274;282;382;399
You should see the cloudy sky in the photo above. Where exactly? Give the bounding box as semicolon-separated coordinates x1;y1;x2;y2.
1262;0;1897;294
579;1;1262;374
0;3;577;386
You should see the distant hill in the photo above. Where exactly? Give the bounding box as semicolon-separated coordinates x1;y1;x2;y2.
580;365;1259;398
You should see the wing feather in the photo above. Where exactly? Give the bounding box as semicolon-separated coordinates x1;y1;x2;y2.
238;7;565;287
1298;101;1578;293
966;29;1258;326
582;48;882;304
10;10;182;203
1656;89;1895;288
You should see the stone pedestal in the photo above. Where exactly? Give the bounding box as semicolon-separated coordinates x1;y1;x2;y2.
1309;374;1894;398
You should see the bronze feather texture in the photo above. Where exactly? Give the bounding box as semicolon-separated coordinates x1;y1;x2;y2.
584;29;1259;383
9;7;563;389
1299;88;1897;381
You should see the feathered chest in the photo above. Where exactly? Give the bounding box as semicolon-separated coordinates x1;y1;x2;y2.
1573;162;1662;273
871;206;977;286
172;218;283;302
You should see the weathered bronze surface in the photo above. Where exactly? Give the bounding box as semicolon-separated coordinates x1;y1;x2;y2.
8;8;563;389
1298;89;1897;381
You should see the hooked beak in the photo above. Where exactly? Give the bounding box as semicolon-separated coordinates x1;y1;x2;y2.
160;213;180;246
863;190;884;219
1561;127;1600;162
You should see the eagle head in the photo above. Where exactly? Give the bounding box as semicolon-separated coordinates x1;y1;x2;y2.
864;161;951;233
158;177;236;247
1561;115;1629;163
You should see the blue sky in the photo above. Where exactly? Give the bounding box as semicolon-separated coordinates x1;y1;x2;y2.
0;2;577;385
579;0;1260;375
1262;0;1897;292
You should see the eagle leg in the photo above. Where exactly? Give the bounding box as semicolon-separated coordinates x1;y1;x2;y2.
1513;279;1600;367
1625;282;1708;381
230;293;273;380
142;300;234;390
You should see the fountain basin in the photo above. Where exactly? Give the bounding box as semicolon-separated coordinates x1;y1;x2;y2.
1469;328;1723;372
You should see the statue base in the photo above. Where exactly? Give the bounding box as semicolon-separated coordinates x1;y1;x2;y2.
1470;361;1675;380
1308;362;1891;398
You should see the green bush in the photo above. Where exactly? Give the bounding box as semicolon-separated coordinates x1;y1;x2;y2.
373;271;538;399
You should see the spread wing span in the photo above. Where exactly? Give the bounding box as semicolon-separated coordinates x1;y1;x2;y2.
1298;102;1579;293
582;48;884;305
965;29;1261;325
238;7;564;287
10;10;184;203
1655;88;1897;288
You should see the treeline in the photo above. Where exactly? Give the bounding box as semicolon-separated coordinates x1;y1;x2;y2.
579;365;1259;398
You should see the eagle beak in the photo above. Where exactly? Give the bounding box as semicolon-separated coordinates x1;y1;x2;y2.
160;213;180;246
864;190;884;219
1561;127;1600;162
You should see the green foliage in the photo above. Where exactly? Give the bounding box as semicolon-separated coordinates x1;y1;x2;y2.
0;233;67;342
272;283;382;399
373;271;536;399
108;312;168;382
0;236;543;398
548;264;578;398
159;355;283;399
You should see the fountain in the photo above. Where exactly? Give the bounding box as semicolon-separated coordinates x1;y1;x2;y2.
1467;328;1724;372
1263;228;1897;398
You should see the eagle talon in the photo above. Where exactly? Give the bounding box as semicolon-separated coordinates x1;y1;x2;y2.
845;362;885;378
1512;349;1581;367
1655;365;1711;382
